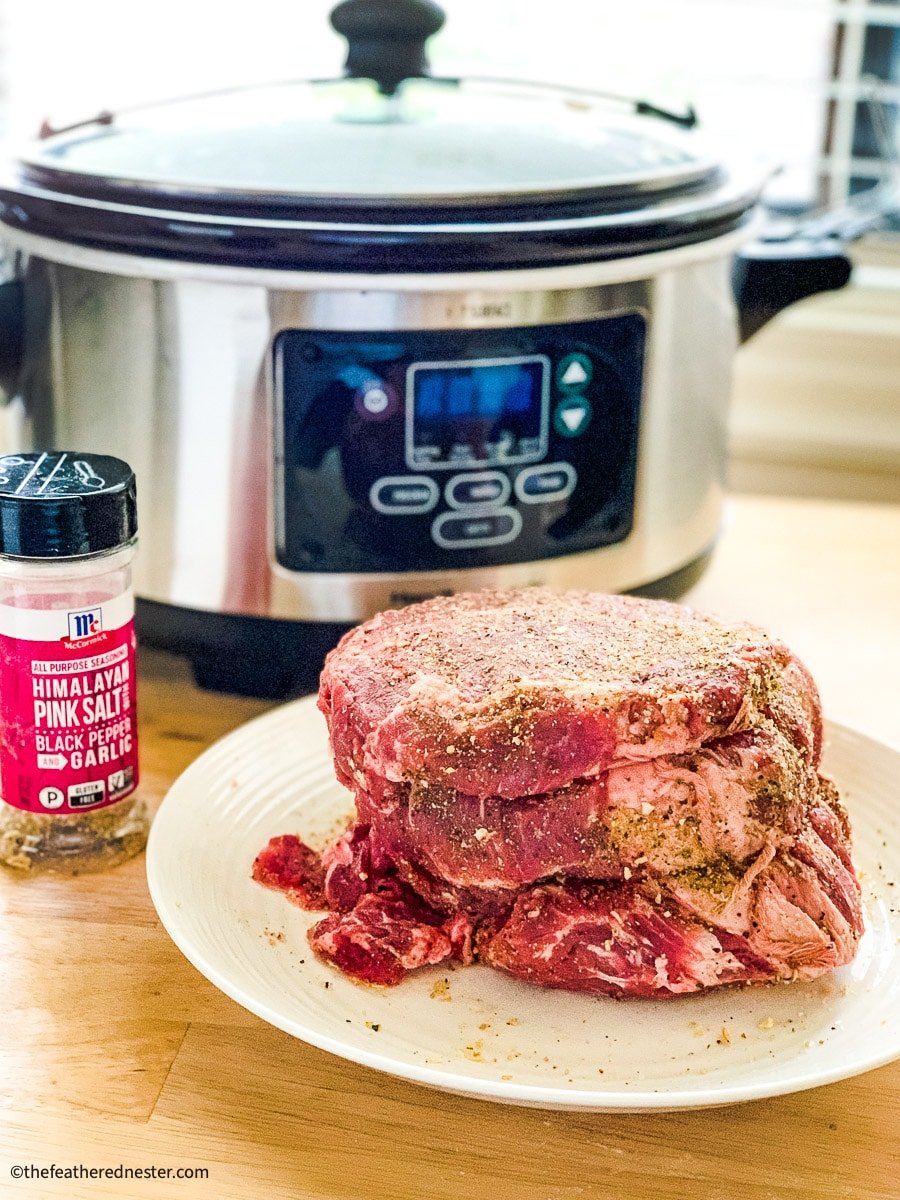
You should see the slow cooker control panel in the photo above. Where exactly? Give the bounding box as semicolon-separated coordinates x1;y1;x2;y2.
274;315;644;573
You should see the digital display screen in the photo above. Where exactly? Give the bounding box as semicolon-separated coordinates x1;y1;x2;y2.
406;356;549;470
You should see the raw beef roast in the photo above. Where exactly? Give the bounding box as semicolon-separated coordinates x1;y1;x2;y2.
352;719;816;890
319;589;823;798
254;589;862;997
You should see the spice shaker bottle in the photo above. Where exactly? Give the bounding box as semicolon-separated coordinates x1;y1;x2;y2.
0;452;147;872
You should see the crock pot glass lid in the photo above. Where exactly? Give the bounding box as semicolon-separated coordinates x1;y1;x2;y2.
21;75;719;208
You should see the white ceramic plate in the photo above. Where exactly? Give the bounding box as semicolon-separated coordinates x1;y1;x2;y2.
146;698;900;1112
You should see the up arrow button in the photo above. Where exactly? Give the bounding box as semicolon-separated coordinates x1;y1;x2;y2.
557;352;593;391
562;360;588;387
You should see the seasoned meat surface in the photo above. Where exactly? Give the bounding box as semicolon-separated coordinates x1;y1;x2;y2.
477;880;776;997
352;719;817;890
319;589;819;798
255;589;860;998
254;770;861;994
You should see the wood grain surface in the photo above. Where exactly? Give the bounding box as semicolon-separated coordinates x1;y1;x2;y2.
1;495;898;1200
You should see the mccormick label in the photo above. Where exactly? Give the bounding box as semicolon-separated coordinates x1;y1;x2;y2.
0;593;139;814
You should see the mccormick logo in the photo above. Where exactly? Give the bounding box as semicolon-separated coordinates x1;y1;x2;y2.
67;608;103;640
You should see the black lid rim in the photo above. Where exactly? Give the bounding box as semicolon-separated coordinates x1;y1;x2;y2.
0;177;760;273
4;156;739;224
15;159;723;216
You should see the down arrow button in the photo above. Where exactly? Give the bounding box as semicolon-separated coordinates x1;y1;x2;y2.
553;395;593;438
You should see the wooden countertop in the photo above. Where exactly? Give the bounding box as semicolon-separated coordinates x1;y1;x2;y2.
2;494;898;1200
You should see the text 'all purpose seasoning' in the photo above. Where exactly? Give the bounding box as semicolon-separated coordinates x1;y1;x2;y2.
0;452;147;872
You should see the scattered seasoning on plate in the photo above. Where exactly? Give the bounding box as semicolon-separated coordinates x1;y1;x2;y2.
430;978;452;1001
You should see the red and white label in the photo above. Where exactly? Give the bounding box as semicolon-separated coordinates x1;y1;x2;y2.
0;593;139;814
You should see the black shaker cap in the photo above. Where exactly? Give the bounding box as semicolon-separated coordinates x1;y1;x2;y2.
0;452;137;559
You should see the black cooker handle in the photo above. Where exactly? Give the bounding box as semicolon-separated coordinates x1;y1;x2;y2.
330;0;446;95
0;279;23;400
733;237;852;343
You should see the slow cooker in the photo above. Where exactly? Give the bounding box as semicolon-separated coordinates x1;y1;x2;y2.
0;0;851;696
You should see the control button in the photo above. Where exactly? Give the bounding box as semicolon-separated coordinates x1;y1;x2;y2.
554;395;593;438
515;463;577;504
362;387;389;414
370;476;439;515
432;507;523;550
557;353;593;391
355;378;398;420
445;471;511;510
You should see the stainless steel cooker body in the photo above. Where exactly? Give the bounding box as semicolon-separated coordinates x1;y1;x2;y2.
0;1;856;694
0;228;742;625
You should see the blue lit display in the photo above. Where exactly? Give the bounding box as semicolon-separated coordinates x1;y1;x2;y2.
407;356;548;470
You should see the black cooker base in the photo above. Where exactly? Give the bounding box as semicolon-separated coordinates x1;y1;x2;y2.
136;548;713;699
136;600;352;699
628;547;713;601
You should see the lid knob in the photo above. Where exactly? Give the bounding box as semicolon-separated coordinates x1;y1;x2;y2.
330;0;445;95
